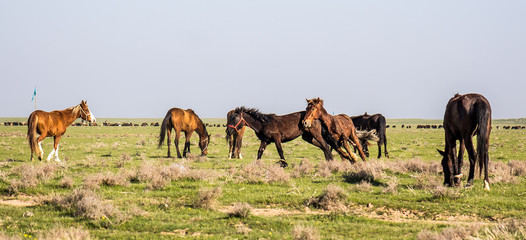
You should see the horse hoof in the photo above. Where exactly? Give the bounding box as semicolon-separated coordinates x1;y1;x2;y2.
277;160;288;168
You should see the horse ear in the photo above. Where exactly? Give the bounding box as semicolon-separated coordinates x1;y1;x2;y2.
437;149;446;156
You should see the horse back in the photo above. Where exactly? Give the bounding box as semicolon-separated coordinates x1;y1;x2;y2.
444;94;491;137
169;108;201;132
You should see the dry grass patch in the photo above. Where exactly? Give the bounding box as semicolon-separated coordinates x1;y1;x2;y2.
478;219;526;239
228;202;252;219
292;224;320;240
60;176;74;189
37;226;92;240
431;185;462;200
193;187;222;210
292;159;315;178
306;184;348;211
417;224;481;240
49;188;121;221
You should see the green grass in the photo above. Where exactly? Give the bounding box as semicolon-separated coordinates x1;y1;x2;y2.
0;119;525;239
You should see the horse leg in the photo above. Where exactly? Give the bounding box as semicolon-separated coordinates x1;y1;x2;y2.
455;139;465;186
46;135;57;162
383;136;389;158
342;138;359;163
228;134;234;159
303;132;333;161
183;132;193;158
464;137;477;188
166;128;172;157
174;130;182;158
274;139;288;168
36;134;47;161
257;141;268;160
52;135;62;162
235;133;243;159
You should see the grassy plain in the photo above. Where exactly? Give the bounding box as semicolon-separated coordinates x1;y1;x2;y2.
0;118;525;239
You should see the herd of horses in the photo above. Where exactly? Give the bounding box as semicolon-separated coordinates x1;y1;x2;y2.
25;93;492;190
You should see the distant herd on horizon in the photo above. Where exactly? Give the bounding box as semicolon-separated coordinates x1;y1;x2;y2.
21;93;494;190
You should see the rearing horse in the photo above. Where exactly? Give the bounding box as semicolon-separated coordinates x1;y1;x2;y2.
27;100;96;162
302;98;367;163
158;108;210;158
438;93;492;190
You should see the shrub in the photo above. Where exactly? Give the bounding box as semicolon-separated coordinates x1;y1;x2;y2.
431;186;462;200
146;174;169;190
265;164;290;184
292;159;315;178
193;187;222;210
292;224;320;240
228;202;252;219
306;185;348;211
60;176;74;189
417;225;481;240
382;176;398;194
49;188;121;220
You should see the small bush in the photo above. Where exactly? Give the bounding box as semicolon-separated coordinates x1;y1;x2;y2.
49;188;121;220
60;176;74;189
354;181;373;192
478;219;526;239
265;164;290;183
382;176;398;194
292;224;320;240
228;202;252;219
193;187;222;210
146;175;169;190
116;153;132;168
509;160;526;176
101;172;129;187
306;185;348;211
238;161;266;183
292;159;315;178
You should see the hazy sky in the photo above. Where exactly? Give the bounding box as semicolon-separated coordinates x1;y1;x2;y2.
1;1;525;119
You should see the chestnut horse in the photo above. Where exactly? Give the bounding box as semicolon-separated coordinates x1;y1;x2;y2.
158;108;210;158
302;98;367;163
27;100;96;162
226;107;334;167
438;93;491;190
352;112;389;158
226;109;247;159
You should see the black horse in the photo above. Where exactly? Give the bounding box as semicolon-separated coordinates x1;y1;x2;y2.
226;107;333;167
351;113;389;158
437;93;491;190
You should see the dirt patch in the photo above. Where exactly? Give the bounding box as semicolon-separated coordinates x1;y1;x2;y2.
0;199;38;207
219;204;495;227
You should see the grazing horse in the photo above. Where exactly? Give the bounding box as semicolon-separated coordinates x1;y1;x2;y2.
158;108;210;158
437;93;492;190
302;98;367;163
352;112;389;158
27;100;96;162
226;109;247;159
226;107;335;167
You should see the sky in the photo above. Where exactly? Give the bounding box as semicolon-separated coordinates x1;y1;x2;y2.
1;1;525;119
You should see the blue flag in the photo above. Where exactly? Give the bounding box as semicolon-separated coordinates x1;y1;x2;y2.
32;87;36;101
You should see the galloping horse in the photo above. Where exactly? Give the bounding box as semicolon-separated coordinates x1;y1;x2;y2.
438;93;492;190
302;98;367;163
158;108;210;158
226;109;247;159
27;100;96;162
226;107;334;167
352;112;389;158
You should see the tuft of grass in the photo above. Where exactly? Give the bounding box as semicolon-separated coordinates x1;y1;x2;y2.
38;226;92;240
60;176;74;189
478;219;526;239
306;184;348;211
193;187;222;210
265;164;290;184
292;159;315;178
431;186;462;200
292;224;320;240
382;176;399;194
49;188;121;221
418;225;481;240
228;202;252;219
146;174;169;190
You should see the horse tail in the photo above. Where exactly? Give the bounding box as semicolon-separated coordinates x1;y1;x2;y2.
158;111;172;148
27;113;39;156
476;102;491;178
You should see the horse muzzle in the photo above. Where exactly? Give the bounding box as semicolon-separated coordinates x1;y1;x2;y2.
302;120;313;128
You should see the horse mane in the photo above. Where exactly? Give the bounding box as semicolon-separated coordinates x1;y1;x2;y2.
234;106;275;123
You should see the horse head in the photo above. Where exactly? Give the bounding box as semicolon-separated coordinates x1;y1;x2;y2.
199;134;211;156
303;98;324;128
79;100;96;123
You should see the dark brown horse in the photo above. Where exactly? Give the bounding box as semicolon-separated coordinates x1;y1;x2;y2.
302;98;367;163
352;112;389;158
27;100;96;162
158;108;210;158
226;107;334;167
437;93;491;190
226;109;247;159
